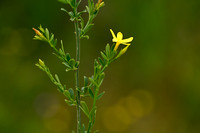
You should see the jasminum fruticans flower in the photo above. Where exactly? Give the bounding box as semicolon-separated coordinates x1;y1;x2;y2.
110;29;133;51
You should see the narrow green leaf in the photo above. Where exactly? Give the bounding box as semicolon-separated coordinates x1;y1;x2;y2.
80;101;89;117
65;68;71;72
63;90;71;99
71;0;76;8
77;9;86;18
85;6;90;13
83;87;88;94
88;88;94;98
63;85;67;90
62;62;71;68
33;35;42;40
61;40;65;54
82;124;86;133
69;59;76;67
61;8;69;13
98;57;104;66
94;59;99;67
39;25;44;32
55;74;60;83
75;61;79;68
84;76;88;86
98;73;105;87
100;51;107;60
35;63;44;70
89;106;96;122
67;11;75;21
81;35;89;39
89;77;98;87
65;99;76;106
88;0;91;8
66;53;71;61
58;0;69;4
94;67;97;78
76;87;81;92
68;88;75;99
52;53;63;61
53;39;57;47
59;48;64;56
84;24;94;34
45;28;49;40
77;0;82;7
105;44;110;57
50;34;54;42
80;16;84;29
97;91;105;100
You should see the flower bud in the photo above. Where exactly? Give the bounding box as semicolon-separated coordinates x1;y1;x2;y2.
39;59;45;67
116;45;130;59
32;28;43;36
95;0;105;10
98;1;105;9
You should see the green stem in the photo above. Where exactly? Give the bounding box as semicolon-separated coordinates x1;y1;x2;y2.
74;14;81;133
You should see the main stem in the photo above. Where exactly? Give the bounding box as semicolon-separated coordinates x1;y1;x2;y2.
74;17;81;133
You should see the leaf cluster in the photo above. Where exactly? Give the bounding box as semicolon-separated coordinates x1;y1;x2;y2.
60;0;105;39
33;25;79;72
35;60;76;106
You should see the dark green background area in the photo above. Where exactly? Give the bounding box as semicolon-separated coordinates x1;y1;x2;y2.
1;0;200;132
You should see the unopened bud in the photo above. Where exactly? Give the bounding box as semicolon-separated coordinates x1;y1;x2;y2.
98;1;105;8
39;59;45;67
95;0;105;10
121;44;130;54
116;45;130;59
33;28;43;36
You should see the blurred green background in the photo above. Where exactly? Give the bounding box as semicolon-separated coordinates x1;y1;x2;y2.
1;0;200;132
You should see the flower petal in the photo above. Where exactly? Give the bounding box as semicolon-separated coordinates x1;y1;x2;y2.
117;32;123;40
121;37;133;44
123;43;131;46
114;42;120;51
110;29;117;41
112;38;118;42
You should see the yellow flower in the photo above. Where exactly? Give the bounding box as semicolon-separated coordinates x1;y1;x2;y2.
110;29;133;51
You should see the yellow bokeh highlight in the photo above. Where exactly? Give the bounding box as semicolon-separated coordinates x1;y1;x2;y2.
102;90;154;132
119;96;144;119
102;104;132;132
130;90;154;115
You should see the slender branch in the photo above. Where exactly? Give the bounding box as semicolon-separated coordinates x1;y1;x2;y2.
74;8;81;133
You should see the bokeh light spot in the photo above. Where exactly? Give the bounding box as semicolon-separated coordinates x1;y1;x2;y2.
102;104;132;132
